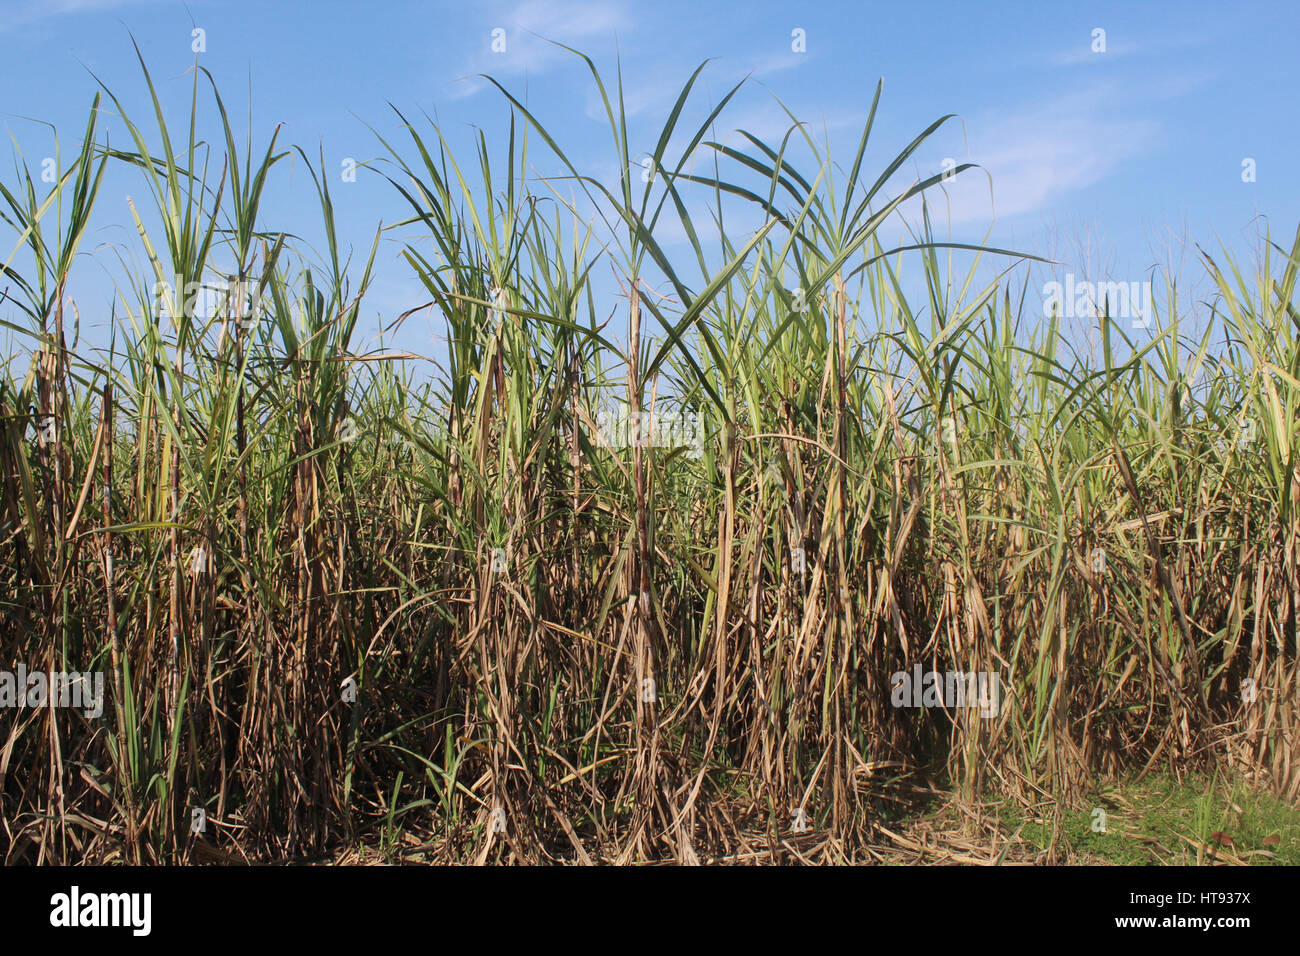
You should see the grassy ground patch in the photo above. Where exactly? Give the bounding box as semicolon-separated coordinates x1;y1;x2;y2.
987;774;1300;865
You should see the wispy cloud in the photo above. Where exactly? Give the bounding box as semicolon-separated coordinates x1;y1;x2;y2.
1052;39;1141;66
913;83;1161;228
0;0;154;31
1048;23;1219;67
444;0;634;100
739;50;807;81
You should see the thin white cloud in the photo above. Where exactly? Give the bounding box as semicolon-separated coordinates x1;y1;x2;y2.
509;0;627;37
1;0;153;30
1053;40;1141;66
1048;23;1219;68
912;83;1160;228
445;0;634;101
742;50;807;80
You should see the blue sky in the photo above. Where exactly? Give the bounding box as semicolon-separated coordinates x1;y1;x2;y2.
2;0;1297;362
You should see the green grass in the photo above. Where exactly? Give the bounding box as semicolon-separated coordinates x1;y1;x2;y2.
995;774;1300;865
